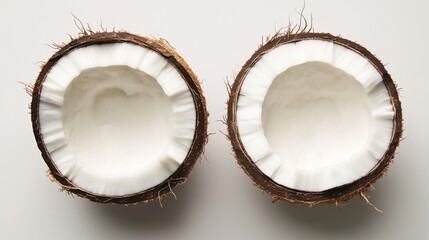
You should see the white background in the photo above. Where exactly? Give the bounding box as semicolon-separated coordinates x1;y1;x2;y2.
1;0;428;239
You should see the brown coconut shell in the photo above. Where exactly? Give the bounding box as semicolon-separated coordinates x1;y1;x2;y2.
227;32;403;205
31;32;208;204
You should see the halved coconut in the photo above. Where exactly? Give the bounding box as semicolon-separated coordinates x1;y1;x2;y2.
227;32;402;205
31;32;208;204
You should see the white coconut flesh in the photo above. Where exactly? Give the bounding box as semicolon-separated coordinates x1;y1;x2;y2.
237;40;394;192
39;43;196;196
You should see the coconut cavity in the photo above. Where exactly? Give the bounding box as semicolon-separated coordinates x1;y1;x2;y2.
231;35;400;197
262;61;371;171
34;36;206;200
62;66;173;177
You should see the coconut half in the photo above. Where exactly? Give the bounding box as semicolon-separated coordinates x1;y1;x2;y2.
31;32;208;204
227;32;402;204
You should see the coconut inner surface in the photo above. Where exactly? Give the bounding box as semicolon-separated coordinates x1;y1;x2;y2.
262;61;371;170
39;43;196;196
63;66;172;175
236;40;394;191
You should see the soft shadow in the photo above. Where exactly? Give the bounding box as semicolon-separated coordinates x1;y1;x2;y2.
248;175;398;237
237;172;398;239
274;198;375;235
84;167;203;233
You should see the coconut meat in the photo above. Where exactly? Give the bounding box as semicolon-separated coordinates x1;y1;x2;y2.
237;40;394;191
39;43;196;196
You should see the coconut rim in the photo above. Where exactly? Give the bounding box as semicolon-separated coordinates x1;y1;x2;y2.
31;32;208;204
227;32;403;205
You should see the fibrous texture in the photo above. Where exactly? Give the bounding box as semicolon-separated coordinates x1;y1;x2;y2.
227;33;402;204
32;32;208;204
